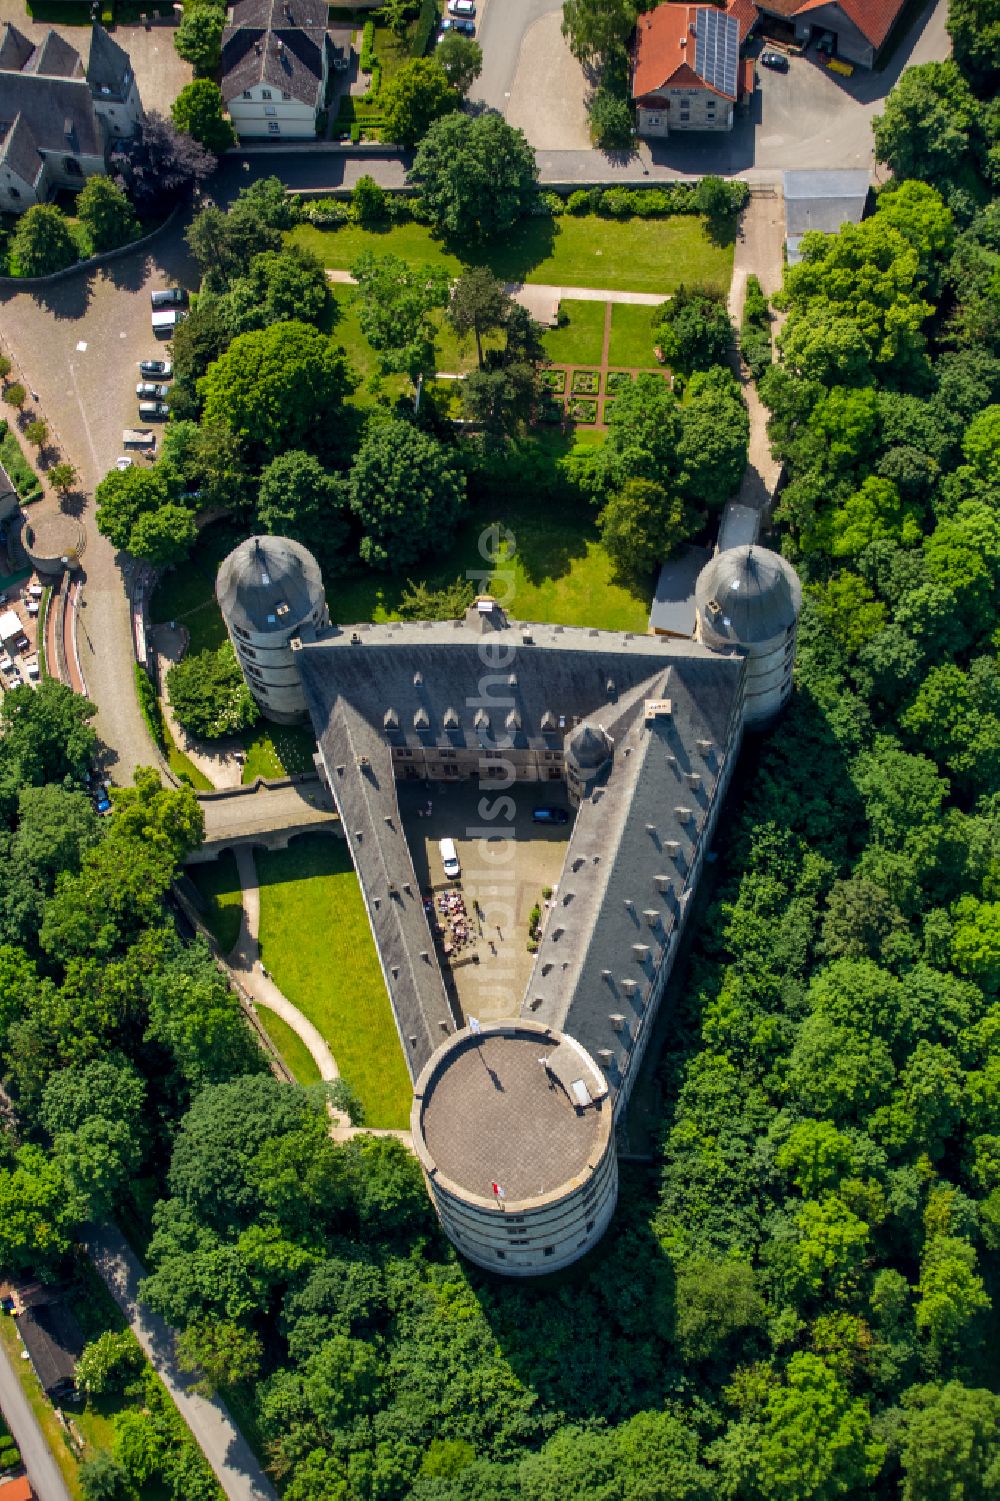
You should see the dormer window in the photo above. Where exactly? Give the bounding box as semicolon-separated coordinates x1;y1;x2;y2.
474;709;489;730
443;707;459;729
414;707;429;730
383;709;398;730
541;711;557;732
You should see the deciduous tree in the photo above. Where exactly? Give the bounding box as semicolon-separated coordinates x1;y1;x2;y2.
381;58;457;147
349;417;464;569
410;111;539;241
171;80;236;154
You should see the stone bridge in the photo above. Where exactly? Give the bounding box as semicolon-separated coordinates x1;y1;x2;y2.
187;776;341;864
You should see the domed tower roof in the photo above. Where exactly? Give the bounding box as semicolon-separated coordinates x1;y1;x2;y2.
565;721;613;776
216;535;324;637
695;545;802;647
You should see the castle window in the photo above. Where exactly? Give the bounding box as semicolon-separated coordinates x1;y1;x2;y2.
543;1246;554;1257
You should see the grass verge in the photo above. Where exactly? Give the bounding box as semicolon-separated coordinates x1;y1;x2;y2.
188;851;244;954
256;1008;323;1085
256;834;412;1126
241;722;318;783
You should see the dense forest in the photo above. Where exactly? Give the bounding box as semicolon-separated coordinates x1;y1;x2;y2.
3;4;1000;1498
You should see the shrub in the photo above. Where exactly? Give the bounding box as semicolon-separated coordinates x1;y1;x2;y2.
567;189;590;214
352;175;387;223
740;273;772;380
600;187;634;218
0;420;42;501
134;664;167;751
538;190;566;216
167;640;260;740
0;1446;20;1471
306;197;350;225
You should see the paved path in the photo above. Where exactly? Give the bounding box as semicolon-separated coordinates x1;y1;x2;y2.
0;1339;73;1501
85;1223;278;1501
228;845;340;1082
328;268;668;306
727;191;786;513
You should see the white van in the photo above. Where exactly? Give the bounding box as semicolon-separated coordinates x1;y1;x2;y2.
152;309;184;336
439;838;461;880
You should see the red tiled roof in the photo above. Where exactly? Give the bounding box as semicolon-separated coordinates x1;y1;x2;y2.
791;0;907;48
0;1478;37;1501
633;4;747;100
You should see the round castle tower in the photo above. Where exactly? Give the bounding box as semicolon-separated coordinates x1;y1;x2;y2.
695;545;802;729
216;535;327;725
412;1022;618;1276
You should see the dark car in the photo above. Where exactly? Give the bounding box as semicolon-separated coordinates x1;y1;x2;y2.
760;50;789;70
139;359;173;379
150;287;188;309
532;806;569;825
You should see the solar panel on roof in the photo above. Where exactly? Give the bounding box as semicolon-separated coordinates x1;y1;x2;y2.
693;7;738;99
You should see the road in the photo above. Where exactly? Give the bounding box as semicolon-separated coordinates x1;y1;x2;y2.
84;1224;278;1501
0;221;200;782
0;1339;73;1501
469;0;561;119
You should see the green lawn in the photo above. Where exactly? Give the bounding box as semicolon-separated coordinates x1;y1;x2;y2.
241;722;318;783
188;851;244;954
608;302;663;369
256;834;412;1126
151;521;242;654
258;1009;323;1086
330;284;498;391
542;301;607;367
292;212;734;295
332;483;651;632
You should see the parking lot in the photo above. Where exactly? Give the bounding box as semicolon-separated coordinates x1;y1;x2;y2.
0;577;44;695
397;780;574;1025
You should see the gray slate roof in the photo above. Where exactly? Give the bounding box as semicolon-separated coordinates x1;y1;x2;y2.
0;113;44;187
17;1301;84;1398
784;168;871;264
717;500;760;554
87;22;132;97
694;544;802;645
25;28;83;78
648;544;711;636
221;0;328;106
297;611;744;1087
0;22;35;71
0;23;106;162
216;535;324;636
523;652;742;1088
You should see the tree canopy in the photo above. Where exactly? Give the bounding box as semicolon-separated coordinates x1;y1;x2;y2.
409;111;539;241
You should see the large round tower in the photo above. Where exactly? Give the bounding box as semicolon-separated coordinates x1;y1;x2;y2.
216;535;327;725
695;545;802;729
412;1022;618;1276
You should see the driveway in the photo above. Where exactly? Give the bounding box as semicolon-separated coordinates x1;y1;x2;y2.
0;1337;73;1501
0;1;191;117
505;9;591;150
0;219;198;781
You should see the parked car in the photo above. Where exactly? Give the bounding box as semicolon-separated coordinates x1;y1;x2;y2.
532;806;569;825
439;837;461;880
139;359;172;378
116;456;133;471
760;50;789;70
136;382;170;399
447;0;475;13
441;16;475;32
94;784;112;815
150;287;187;309
0;654;13;673
152;309;186;336
25;661;39;681
14;634;29;653
138;401;170;420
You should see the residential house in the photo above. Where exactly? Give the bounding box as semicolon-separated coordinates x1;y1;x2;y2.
0;22;142;215
221;0;332;140
631;2;755;138
754;0;909;67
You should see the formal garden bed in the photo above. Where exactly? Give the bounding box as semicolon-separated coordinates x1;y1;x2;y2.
541;368;567;394
567;397;599;423
605;370;634;394
571;370;600;395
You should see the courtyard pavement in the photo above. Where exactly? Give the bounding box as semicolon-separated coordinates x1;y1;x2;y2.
397;780;573;1025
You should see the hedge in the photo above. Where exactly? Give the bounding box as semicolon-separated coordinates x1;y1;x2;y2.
360;19;376;71
740;273;772;381
135;663;167;751
411;0;440;58
0;419;42;502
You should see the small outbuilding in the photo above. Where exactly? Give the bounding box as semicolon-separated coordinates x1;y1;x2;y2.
783;168;871;263
16;1299;84;1402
